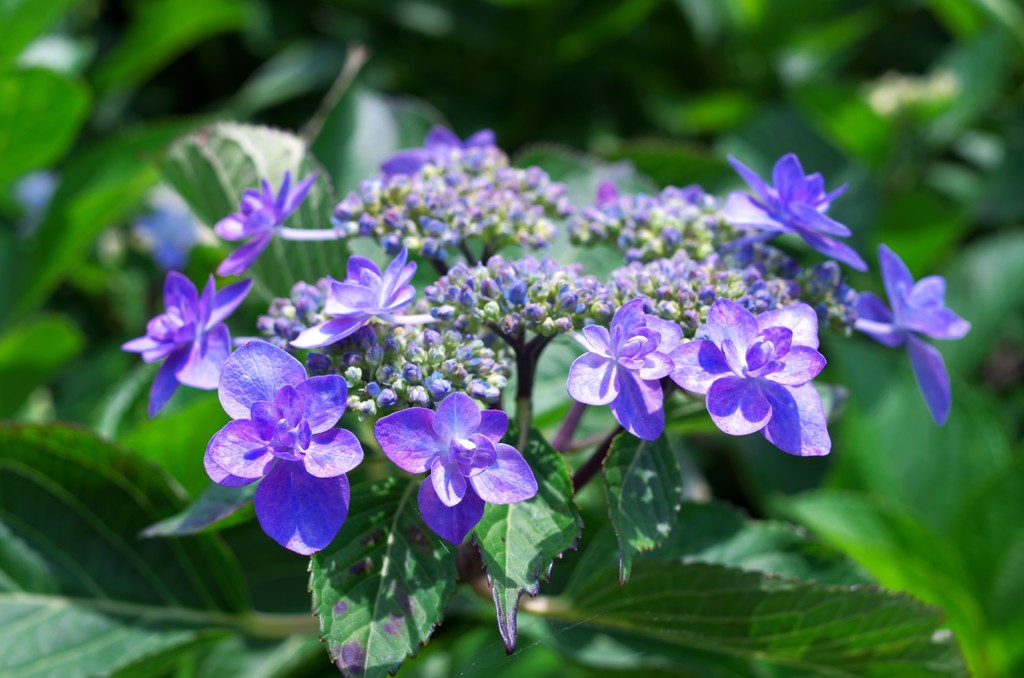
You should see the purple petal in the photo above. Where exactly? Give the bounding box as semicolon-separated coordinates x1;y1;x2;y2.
706;376;771;436
203;455;255;487
727;155;772;201
290;315;369;349
281;173;316;217
757;304;820;350
799;231;868;271
581;324;612;356
611;298;646;335
567;353;618;406
878;244;914;305
255;461;349;555
294;375;348;433
765;346;826;385
219;341;306;420
638;350;673;381
215;214;246;241
163;271;198;312
772;154;805;205
206;419;275;479
907;335;952;425
430;456;467;507
721;192;783;231
418;479;484;544
216;232;273;276
424;125;461;149
382;149;430;177
907;276;945;307
476;410;509;443
122;335;163;355
853;292;906;347
197;275;216;327
175;324;230;390
759;326;793;358
304;428;364;477
643;315;683;354
433;392;482;440
208;278;254;328
326;281;379;314
470;443;538;504
789;202;852;237
608;372;664;441
669;339;732;395
902;306;971;341
705;298;758;354
596;181;619;206
374;408;442;472
381;248;413;296
347;256;381;283
760;382;831;456
464;129;496;147
148;348;187;417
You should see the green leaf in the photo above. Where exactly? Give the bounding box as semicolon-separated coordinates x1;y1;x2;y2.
92;0;248;92
550;561;967;676
142;483;256;537
0;314;84;417
602;432;682;583
160;121;344;296
0;424;249;678
473;426;582;652
793;84;892;169
0;0;79;63
0;68;89;186
310;477;457;678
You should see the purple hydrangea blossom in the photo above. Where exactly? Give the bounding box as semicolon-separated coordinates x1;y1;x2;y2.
374;392;538;544
204;341;364;554
291;249;418;349
854;244;970;425
215;171;317;276
122;272;252;417
382;125;496;178
670;298;831;456
566;299;682;441
722;154;867;271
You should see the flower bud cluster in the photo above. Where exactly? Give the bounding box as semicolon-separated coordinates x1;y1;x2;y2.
799;261;860;331
333;144;572;264
423;255;613;339
568;185;734;262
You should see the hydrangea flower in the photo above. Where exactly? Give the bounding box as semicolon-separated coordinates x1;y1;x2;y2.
204;341;364;554
292;249;418;349
374;392;538;544
722;154;867;271
854;244;970;424
122;272;252;417
215;171;317;276
566;299;682;440
670;298;830;456
382;125;497;177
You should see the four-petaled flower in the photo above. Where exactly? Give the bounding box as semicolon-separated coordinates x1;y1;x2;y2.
566;298;682;441
215;171;316;276
205;341;364;555
123;272;252;417
374;392;538;544
722;154;867;271
291;249;417;349
670;298;830;456
854;244;970;424
382;125;496;178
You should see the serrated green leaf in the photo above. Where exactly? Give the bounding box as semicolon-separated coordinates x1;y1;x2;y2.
0;424;249;678
160;121;345;297
602;432;682;583
548;561;967;676
142;483;256;537
310;477;457;678
0;68;89;186
473;426;582;653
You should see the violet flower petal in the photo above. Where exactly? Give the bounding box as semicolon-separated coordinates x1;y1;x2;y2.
347;256;381;282
214;214;246;240
219;340;307;420
255;462;349;555
476;410;509;443
772;154;804;204
374;408;442;472
705;298;758;355
148;347;187;417
763;346;826;386
164;271;198;311
430;456;467;507
216;231;273;277
382;149;430;177
425;125;461;149
760;382;831;456
208;277;254;328
175;323;230;390
727;155;772;200
799;230;868;272
608;372;664;441
464;128;496;147
721;192;784;231
567;353;619;406
203;455;255;487
669;340;732;395
901;305;971;341
878;244;915;309
706;376;772;436
303;428;365;478
433;391;482;441
295;375;348;433
418;479;485;545
637;350;673;381
469;444;538;504
907;334;952;425
757;304;820;349
205;419;276;478
643;315;683;354
789;202;852;237
853;292;906;348
581;325;613;356
290;315;368;349
281;173;317;216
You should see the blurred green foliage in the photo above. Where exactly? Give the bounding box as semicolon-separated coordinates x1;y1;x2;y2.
1;0;1022;675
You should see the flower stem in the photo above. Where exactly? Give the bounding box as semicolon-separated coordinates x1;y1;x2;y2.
551;401;587;452
238;611;320;638
572;426;622;491
278;226;347;241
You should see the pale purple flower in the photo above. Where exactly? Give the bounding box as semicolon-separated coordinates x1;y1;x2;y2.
215;171;316;276
854;244;970;425
374;392;538;544
670;298;831;456
122;272;252;417
204;341;363;555
291;249;417;349
566;299;682;441
722;154;867;271
381;125;496;177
